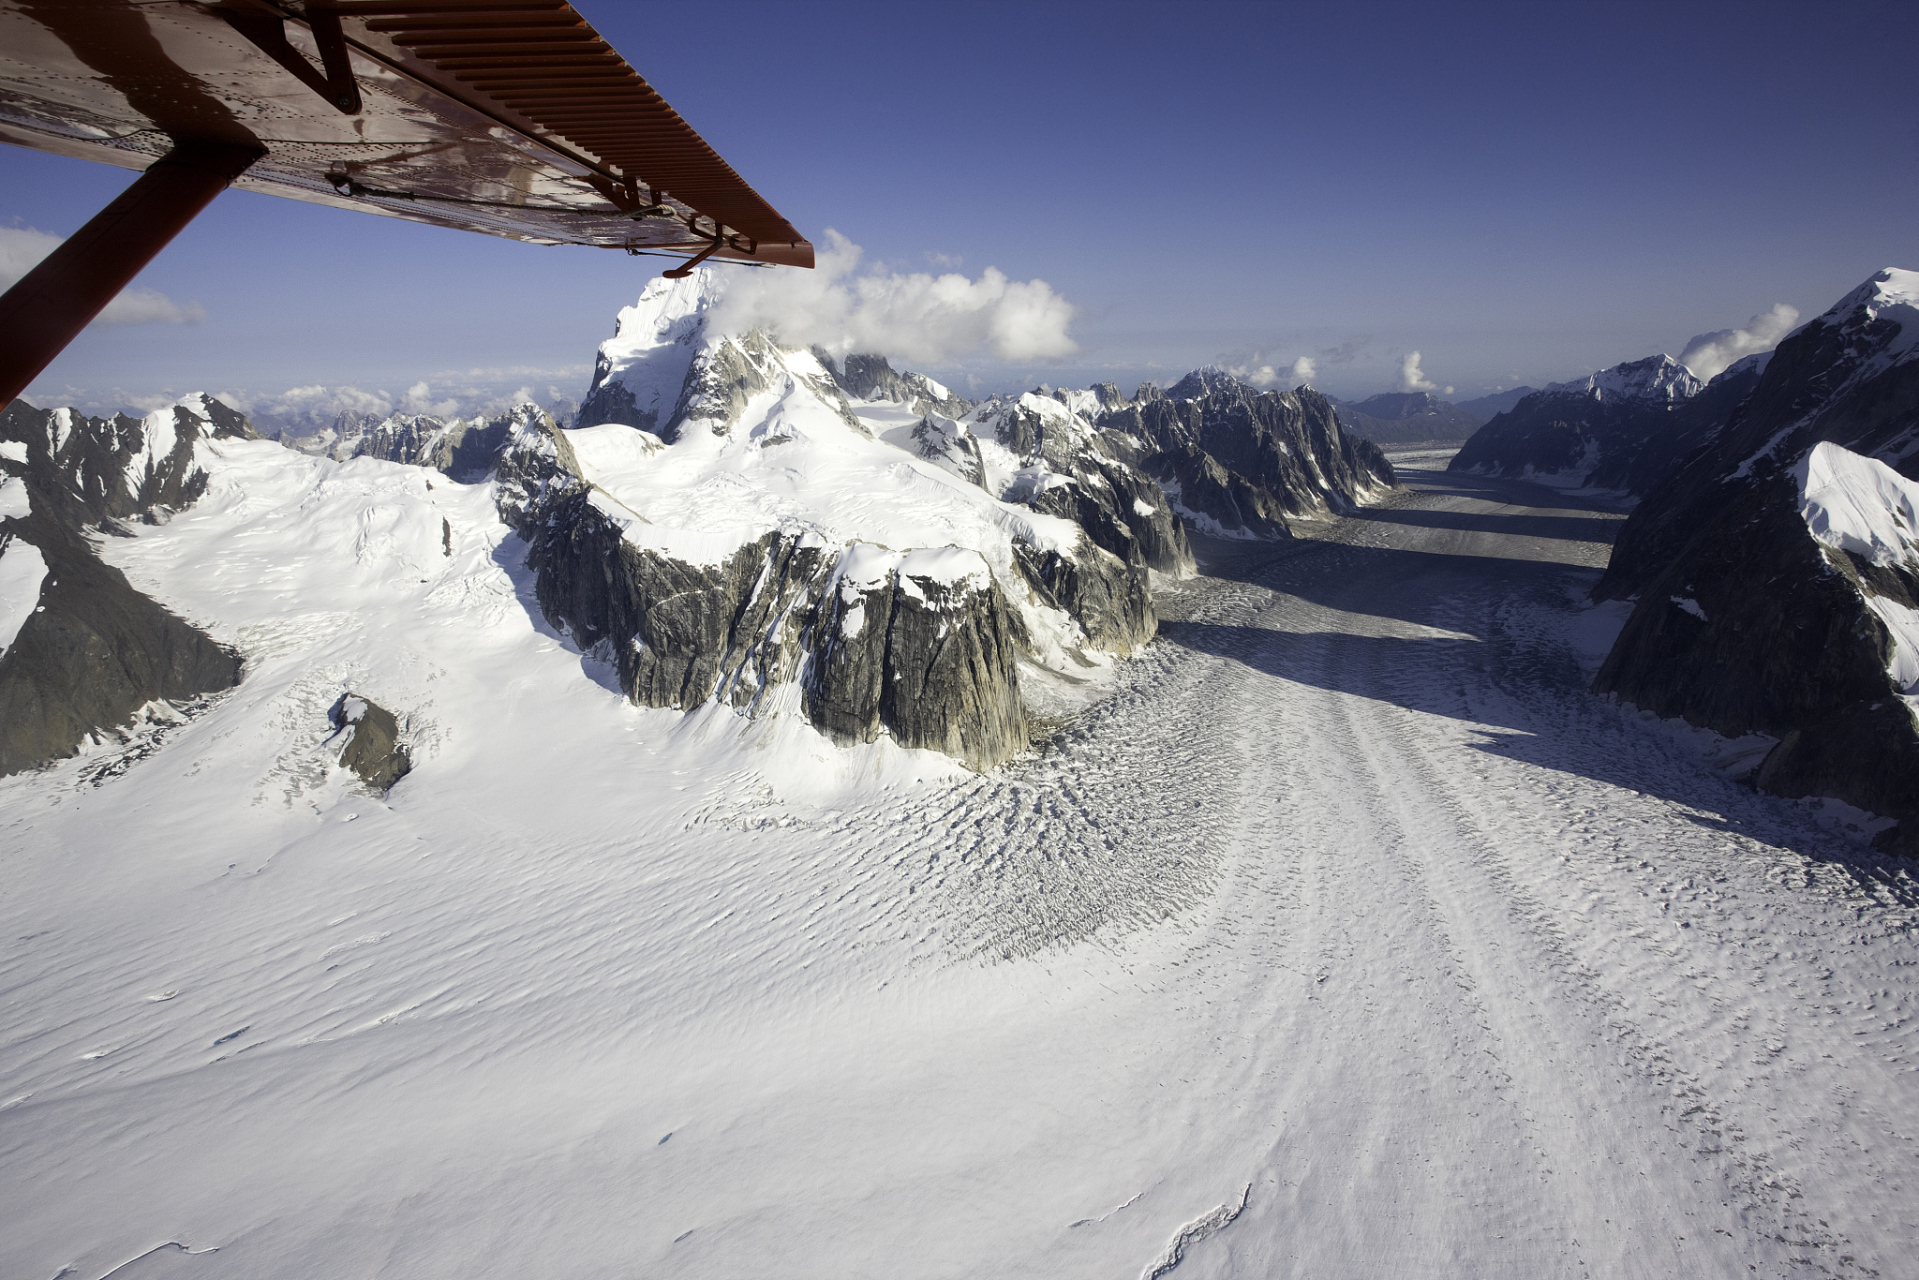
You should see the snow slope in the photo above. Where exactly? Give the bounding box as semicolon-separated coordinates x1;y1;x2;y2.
1546;352;1704;405
4;456;1918;1278
1797;440;1919;705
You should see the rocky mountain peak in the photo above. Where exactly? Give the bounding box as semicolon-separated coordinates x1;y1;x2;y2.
1165;366;1250;400
1548;354;1703;406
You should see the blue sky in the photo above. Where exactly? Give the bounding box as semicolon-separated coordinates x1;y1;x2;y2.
3;0;1915;420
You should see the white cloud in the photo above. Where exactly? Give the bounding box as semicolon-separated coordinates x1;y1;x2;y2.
0;225;205;326
401;380;462;417
1678;303;1799;380
1224;353;1319;388
1398;351;1439;393
709;229;1077;364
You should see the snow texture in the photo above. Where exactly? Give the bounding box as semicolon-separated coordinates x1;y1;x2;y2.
6;453;1919;1278
0;470;29;519
0;530;47;656
1796;440;1919;569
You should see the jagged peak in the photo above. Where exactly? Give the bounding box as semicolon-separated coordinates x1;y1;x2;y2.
1165;366;1252;400
1547;354;1702;406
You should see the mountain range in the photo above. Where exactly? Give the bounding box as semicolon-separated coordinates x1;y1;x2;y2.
1443;267;1919;851
0;269;1395;778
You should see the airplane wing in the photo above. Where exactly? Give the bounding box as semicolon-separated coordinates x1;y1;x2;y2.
0;0;814;269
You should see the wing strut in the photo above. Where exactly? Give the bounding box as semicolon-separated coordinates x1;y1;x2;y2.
0;140;264;409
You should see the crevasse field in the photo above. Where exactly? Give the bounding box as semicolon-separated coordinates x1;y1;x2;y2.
3;446;1917;1279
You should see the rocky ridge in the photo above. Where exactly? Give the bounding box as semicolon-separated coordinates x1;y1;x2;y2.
1591;269;1919;850
1091;372;1397;539
1447;354;1721;492
279;405;542;482
497;274;1185;770
0;395;248;775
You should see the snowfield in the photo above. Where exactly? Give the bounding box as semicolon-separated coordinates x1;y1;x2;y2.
3;454;1918;1278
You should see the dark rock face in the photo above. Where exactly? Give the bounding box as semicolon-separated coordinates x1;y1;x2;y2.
1453;387;1538;422
1448;355;1711;491
1334;391;1484;444
826;352;973;419
495;417;1033;770
805;553;1027;770
1594;470;1919;849
1596;473;1897;736
576;351;652;434
350;412;515;481
979;392;1193;578
328;693;411;793
1010;537;1154;653
1098;381;1395;538
0;397;247;776
1598;283;1919;605
1589;270;1919;850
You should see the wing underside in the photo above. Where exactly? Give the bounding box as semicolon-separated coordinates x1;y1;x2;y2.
0;0;814;267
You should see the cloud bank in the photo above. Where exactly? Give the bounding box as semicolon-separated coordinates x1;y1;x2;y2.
214;375;583;434
1678;303;1799;380
708;230;1077;364
1397;352;1453;396
0;225;206;326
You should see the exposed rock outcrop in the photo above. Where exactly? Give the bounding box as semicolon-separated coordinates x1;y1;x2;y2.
497;418;1035;769
826;352;974;419
278;404;540;481
0;396;248;775
1095;374;1396;538
494;276;1154;769
1590;269;1919;851
328;693;411;792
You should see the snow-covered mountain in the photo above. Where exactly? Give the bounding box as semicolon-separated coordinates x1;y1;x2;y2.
499;270;1222;769
1548;353;1705;406
1447;353;1755;494
0;267;1397;779
1593;268;1919;850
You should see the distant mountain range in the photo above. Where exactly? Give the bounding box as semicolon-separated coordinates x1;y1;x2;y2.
1329;387;1537;445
